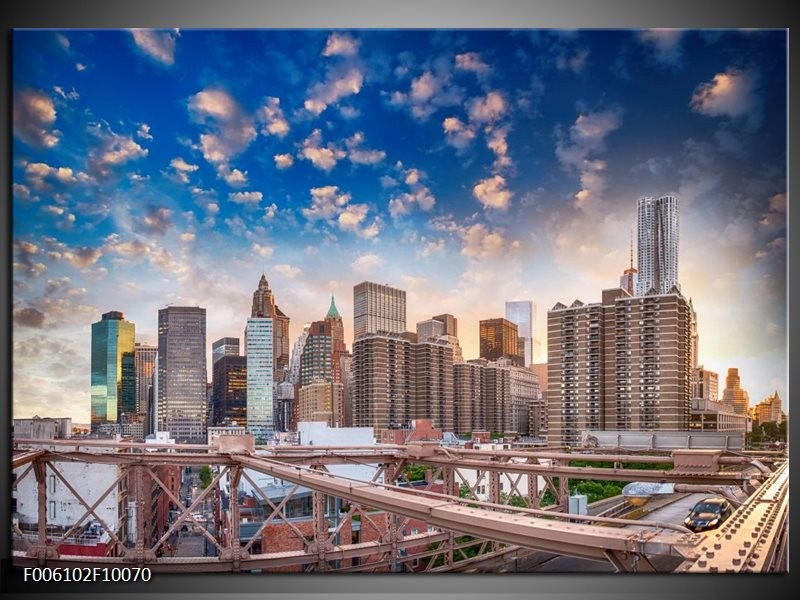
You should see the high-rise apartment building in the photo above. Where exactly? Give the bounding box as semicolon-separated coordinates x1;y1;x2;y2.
212;337;240;364
636;195;680;296
479;318;523;367
251;274;290;383
157;306;207;443
353;281;406;339
505;301;534;367
299;320;333;386
412;341;454;432
721;368;750;416
547;288;692;446
91;311;135;432
134;342;157;434
246;317;273;441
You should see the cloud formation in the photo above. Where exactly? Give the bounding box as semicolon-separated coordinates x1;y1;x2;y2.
639;29;683;66
13;89;61;148
304;67;364;116
130;28;179;65
322;32;360;57
690;68;761;129
299;129;346;172
472;174;513;210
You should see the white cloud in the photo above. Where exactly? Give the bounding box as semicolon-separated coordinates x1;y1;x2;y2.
13;183;31;199
322;32;360;57
251;243;274;258
274;263;302;279
299;129;346;172
86;126;148;178
224;168;248;187
472;174;513;210
137;123;153;140
419;238;446;257
690;68;761;128
442;116;476;150
639;29;683;66
345;132;386;165
13;89;61;148
304;68;363;116
25;162;85;190
303;186;351;221
389;70;464;120
188;88;257;182
486;125;512;170
168;156;199;183
53;85;79;101
257;97;290;138
129;28;179;65
467;91;507;124
351;253;383;273
180;232;196;243
455;52;492;79
274;153;294;169
228;191;263;205
461;223;519;259
76;63;87;72
388;166;436;217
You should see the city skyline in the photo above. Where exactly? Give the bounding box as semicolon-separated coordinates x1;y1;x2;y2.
12;29;787;423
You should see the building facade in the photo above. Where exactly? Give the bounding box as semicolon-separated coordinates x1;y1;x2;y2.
721;368;750;416
547;288;692;446
297;380;344;426
212;337;240;365
299;320;333;387
479;318;523;367
157;306;207;443
412;341;455;432
353;281;406;339
91;311;136;433
753;391;784;424
691;366;719;403
636;195;680;296
251;274;290;383
505;301;534;367
246;317;274;441
211;355;247;426
134;342;157;435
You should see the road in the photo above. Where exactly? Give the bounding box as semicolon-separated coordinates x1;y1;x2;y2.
530;493;708;573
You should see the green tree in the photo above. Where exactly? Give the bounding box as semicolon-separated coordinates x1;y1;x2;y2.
402;463;428;482
198;465;212;489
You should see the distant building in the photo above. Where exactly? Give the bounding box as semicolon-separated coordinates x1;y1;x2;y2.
325;295;348;385
212;337;240;364
211;355;247;426
479;318;523;367
246;317;273;441
416;318;445;342
297;380;344;427
636;194;680;296
299;320;333;386
432;313;457;337
157;306;207;443
251;274;290;384
353;281;406;339
754;391;784;424
13;416;72;440
721;368;750;416
91;311;135;433
691;366;719;403
134;342;157;435
505;301;534;367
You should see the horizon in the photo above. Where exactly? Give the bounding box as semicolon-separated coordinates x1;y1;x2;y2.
12;28;787;423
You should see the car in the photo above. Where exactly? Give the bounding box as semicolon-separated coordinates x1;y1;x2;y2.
684;497;733;532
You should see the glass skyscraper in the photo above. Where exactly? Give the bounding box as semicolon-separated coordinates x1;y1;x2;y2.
246;317;274;441
505;300;534;367
90;311;135;432
157;306;207;443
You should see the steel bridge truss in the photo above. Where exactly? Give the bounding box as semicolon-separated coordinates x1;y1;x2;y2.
11;439;787;573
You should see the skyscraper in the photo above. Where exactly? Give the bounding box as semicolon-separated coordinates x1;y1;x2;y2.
251;274;290;383
299;320;333;386
325;295;348;385
134;342;157;433
416;318;445;342
90;311;135;432
246;317;273;440
212;354;247;426
636;195;680;296
432;313;458;337
353;281;406;339
479;318;523;367
212;337;240;364
721;368;750;416
157;306;207;442
505;301;534;367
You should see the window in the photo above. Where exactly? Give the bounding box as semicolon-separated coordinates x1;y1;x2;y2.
48;501;56;520
49;475;56;494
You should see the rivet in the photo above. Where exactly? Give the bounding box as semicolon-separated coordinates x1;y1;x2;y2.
714;543;721;550
732;558;741;566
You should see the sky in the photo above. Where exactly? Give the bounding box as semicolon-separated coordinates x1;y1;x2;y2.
11;29;787;423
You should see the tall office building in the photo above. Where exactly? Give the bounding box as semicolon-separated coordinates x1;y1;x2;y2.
721;368;750;416
353;281;406;339
636;195;680;296
212;337;240;364
479;318;523;367
547;288;692;446
211;355;247;426
251;274;290;383
246;317;274;441
91;311;136;432
691;366;719;403
134;342;157;433
432;313;458;337
505;301;534;367
157;306;207;442
416;318;445;342
325;296;348;385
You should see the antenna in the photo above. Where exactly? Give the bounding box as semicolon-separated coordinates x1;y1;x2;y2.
629;228;634;270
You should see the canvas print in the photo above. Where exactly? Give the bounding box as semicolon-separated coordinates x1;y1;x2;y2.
11;29;787;574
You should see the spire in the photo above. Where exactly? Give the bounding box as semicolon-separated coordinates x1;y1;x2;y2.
258;272;269;289
629;228;635;271
326;295;341;319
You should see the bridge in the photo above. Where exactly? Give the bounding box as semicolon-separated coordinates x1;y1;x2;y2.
11;436;788;573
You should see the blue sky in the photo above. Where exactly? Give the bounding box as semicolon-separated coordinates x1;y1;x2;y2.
12;29;787;423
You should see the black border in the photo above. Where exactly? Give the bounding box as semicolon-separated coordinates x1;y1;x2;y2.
2;1;795;598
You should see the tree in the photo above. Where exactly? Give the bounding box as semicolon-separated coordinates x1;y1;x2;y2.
198;465;212;489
